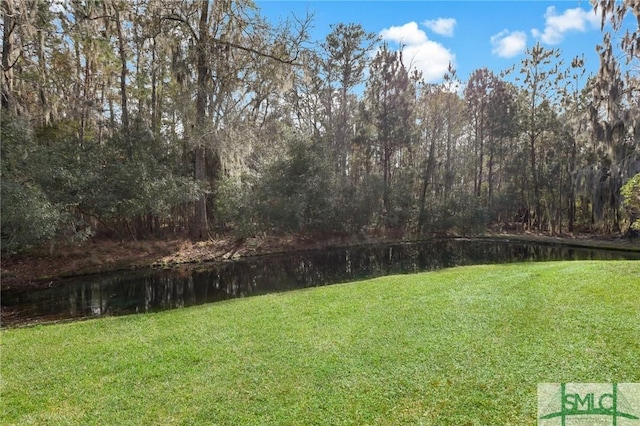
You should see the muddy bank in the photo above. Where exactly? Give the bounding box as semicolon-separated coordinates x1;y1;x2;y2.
1;232;637;291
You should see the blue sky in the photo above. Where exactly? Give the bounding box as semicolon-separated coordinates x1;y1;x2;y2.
256;1;632;85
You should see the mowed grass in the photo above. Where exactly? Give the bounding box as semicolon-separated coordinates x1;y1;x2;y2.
1;261;639;425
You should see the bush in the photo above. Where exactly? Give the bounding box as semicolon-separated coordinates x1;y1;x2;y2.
418;191;488;235
1;180;63;253
332;176;384;233
0;113;66;252
621;173;640;231
1;112;204;250
214;175;257;236
249;136;335;233
384;171;416;229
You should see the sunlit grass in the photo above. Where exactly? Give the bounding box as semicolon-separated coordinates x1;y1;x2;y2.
2;261;639;425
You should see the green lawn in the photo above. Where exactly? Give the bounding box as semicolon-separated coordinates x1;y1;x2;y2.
1;261;639;425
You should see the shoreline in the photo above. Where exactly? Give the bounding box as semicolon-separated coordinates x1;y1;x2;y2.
1;232;638;291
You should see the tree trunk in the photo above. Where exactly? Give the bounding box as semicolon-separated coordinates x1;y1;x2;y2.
151;38;159;135
487;146;494;207
529;134;541;230
191;1;210;240
2;0;15;112
444;116;453;199
114;4;129;135
476;117;484;199
417;137;437;235
383;141;391;218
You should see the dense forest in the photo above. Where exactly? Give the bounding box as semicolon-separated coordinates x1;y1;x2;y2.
1;0;639;254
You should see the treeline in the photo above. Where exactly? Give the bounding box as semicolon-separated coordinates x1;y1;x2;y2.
1;0;639;253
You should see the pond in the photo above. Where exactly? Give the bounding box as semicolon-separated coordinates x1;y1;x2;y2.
2;238;639;327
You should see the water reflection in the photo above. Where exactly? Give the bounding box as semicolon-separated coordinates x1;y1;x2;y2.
2;239;639;326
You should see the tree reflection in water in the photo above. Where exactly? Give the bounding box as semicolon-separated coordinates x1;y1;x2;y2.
2;239;638;326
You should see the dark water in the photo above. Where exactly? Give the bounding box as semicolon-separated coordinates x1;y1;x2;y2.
2;239;639;327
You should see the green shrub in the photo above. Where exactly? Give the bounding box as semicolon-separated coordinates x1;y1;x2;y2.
0;180;63;252
621;173;640;231
0;113;65;252
250;136;336;233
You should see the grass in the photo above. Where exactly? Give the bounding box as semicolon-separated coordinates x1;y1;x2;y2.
1;260;639;425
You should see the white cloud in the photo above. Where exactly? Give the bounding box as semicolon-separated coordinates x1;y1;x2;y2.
491;30;527;58
423;18;457;37
532;6;600;44
401;43;455;82
379;22;455;83
380;22;428;45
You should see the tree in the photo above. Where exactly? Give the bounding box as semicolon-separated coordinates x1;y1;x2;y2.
365;44;418;224
320;23;377;176
414;68;465;234
161;0;308;239
465;68;493;199
557;56;589;232
1;0;16;112
516;43;564;230
110;0;130;134
588;0;640;232
485;77;518;209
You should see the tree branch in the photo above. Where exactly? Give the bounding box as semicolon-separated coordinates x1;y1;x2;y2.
216;38;302;66
160;13;303;67
161;13;198;41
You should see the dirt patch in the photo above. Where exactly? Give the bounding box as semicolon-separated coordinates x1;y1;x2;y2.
0;233;368;290
1;239;187;290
